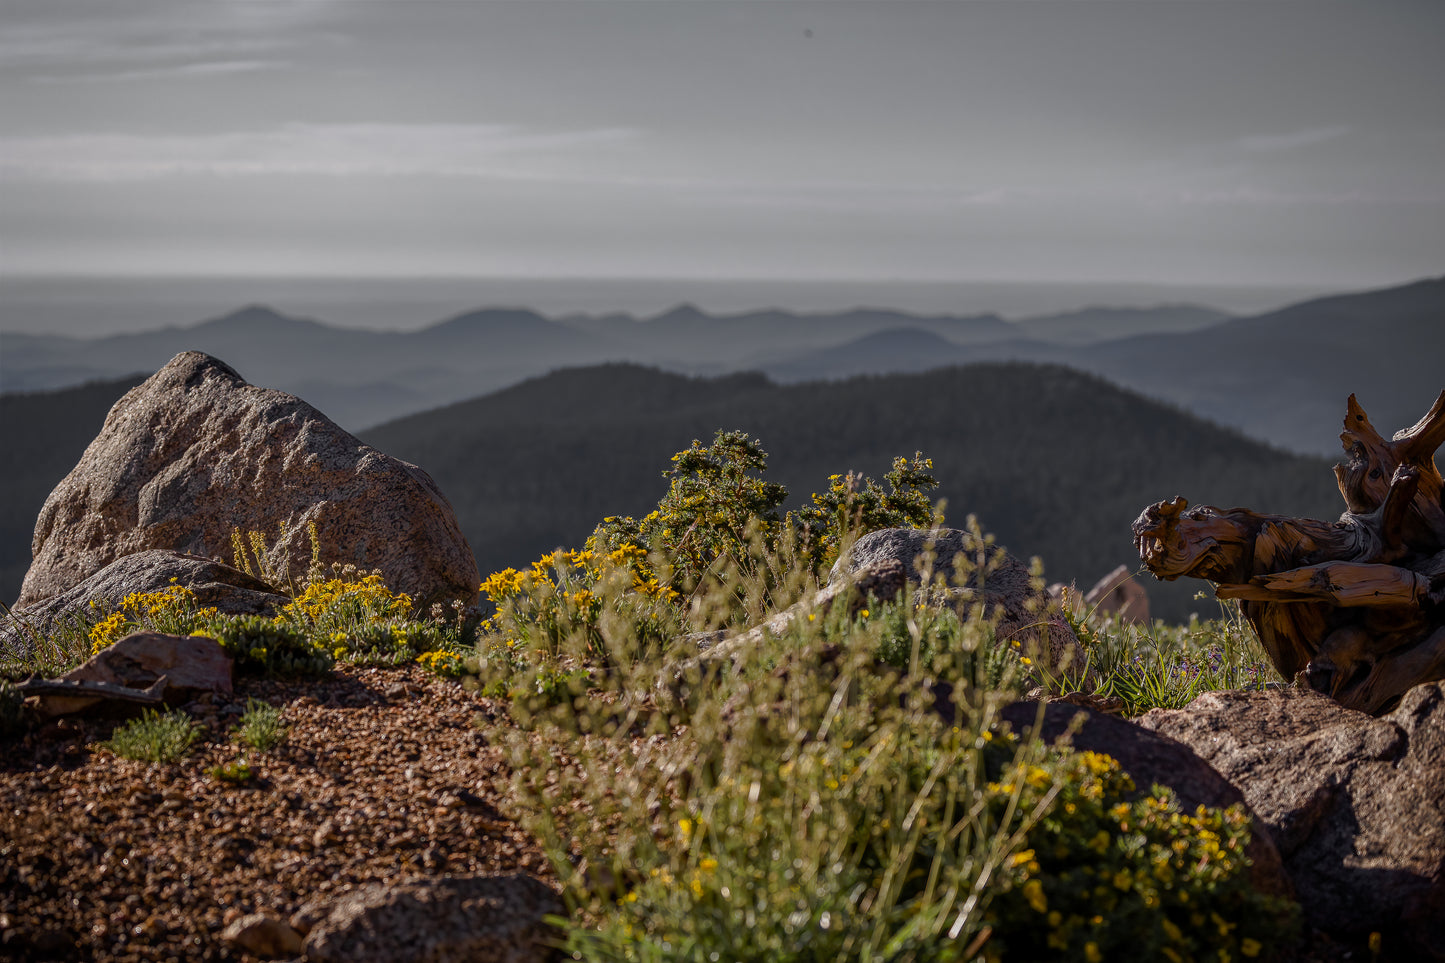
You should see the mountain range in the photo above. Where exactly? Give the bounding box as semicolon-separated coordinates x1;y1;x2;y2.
4;278;1439;456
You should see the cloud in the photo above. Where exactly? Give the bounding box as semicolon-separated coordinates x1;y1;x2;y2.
1236;126;1351;154
29;59;288;85
0;1;336;75
0;123;637;181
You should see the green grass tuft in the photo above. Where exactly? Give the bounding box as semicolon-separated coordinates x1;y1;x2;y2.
99;708;201;763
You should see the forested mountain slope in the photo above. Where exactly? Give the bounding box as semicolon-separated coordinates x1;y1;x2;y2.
365;362;1342;622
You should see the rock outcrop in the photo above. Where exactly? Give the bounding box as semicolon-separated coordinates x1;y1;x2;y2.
17;352;480;614
1138;683;1445;958
2;549;284;659
291;873;563;963
830;527;1081;668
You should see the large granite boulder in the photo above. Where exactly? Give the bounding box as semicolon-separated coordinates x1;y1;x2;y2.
1;549;284;659
831;527;1081;669
292;873;562;963
17;352;479;614
1138;683;1445;958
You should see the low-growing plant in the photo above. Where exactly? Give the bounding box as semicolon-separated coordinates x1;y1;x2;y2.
981;749;1298;961
1045;590;1280;716
201;614;333;677
1;600;95;678
234;698;287;751
208;757;254;785
99;708;201;763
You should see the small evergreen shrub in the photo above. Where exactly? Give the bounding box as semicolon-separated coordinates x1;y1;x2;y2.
591;430;941;600
100;709;201;763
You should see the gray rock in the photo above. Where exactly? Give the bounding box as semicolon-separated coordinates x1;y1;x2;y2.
220;911;304;958
1137;683;1445;957
297;873;563;963
2;549;284;660
1083;564;1150;625
831;527;1082;669
999;700;1292;901
17;351;480;614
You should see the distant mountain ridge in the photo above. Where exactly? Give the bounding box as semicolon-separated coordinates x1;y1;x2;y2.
0;297;1224;424
3;276;1440;454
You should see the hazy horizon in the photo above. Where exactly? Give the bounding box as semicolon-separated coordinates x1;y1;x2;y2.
0;273;1346;338
3;2;1441;291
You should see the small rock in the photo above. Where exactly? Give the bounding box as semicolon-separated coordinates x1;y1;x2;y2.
221;910;305;958
1082;564;1150;625
298;872;563;963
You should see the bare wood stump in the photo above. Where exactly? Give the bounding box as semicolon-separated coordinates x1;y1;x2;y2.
1133;391;1445;715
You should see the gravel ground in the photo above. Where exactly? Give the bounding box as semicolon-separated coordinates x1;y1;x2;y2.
0;662;1368;963
0;664;553;963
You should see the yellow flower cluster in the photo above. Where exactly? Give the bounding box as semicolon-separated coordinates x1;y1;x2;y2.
279;572;413;626
87;585;215;654
415;649;463;676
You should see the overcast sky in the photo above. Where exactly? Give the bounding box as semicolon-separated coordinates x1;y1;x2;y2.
2;0;1442;288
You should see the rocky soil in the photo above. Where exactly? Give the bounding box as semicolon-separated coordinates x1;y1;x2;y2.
0;664;552;963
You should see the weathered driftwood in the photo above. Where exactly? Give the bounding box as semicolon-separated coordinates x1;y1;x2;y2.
1133;391;1445;715
17;674;170;717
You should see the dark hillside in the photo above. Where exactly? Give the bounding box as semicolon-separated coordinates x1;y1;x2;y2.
366;362;1342;623
0;374;148;603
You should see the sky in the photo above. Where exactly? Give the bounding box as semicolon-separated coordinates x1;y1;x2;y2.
2;0;1443;290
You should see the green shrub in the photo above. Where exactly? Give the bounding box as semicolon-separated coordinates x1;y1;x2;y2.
789;453;941;575
235;698;287;751
100;709;201;763
473;431;943;699
591;430;941;601
501;533;1296;962
981;750;1297;962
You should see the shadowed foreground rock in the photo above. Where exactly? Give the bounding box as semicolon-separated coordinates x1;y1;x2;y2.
17;351;480;614
1138;682;1445;959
